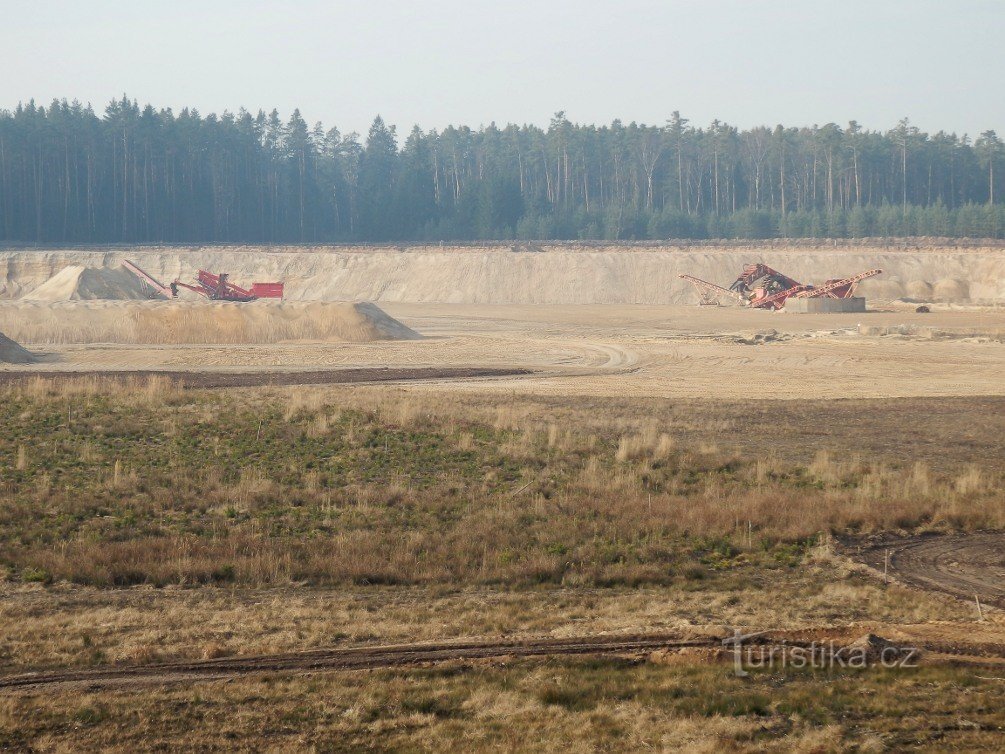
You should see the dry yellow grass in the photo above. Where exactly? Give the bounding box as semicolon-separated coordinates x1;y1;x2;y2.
0;378;1002;591
0;655;1001;751
0;379;1002;750
0;560;982;672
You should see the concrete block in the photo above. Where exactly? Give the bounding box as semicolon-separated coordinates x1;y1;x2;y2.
784;296;866;313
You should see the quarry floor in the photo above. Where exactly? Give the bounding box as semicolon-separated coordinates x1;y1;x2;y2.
7;301;1005;400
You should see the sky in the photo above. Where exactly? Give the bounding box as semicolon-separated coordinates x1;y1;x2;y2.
2;0;1002;138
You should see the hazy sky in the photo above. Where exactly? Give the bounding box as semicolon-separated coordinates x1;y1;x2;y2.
3;0;1002;138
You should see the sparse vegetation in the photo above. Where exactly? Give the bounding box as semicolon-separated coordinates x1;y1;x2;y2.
0;376;1000;751
1;660;1002;751
1;378;1001;588
0;568;975;672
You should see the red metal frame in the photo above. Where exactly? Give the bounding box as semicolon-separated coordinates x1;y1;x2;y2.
681;263;883;310
790;269;882;300
124;260;284;302
730;263;802;294
748;284;812;310
249;282;285;299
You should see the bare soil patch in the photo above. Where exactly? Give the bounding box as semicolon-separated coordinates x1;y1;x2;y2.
847;533;1005;608
4;243;1004;303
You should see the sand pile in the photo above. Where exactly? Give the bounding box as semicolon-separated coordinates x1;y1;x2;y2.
3;244;1004;304
856;278;906;300
0;301;419;345
932;278;970;302
878;277;971;303
904;280;934;300
22;265;155;301
0;331;34;363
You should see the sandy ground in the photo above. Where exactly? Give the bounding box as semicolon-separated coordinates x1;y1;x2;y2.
6;302;1004;400
3;244;1002;398
850;534;1005;608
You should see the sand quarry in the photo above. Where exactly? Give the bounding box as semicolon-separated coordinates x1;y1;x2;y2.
0;242;1003;400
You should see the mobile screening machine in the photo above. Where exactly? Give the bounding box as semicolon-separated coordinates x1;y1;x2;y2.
123;260;284;301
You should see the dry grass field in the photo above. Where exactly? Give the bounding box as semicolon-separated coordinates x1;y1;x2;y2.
1;375;1004;750
1;378;1002;588
2;246;1004;751
4;661;1005;751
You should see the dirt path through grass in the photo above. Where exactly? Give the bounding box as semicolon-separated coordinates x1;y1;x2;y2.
3;626;1004;693
0;635;717;691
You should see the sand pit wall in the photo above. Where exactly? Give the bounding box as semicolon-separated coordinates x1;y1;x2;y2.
2;245;1003;304
0;301;418;345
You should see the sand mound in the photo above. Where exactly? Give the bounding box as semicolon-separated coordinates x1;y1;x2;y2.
856;278;906;300
22;265;155;302
904;280;934;300
0;301;419;345
932;278;970;302
0;331;34;363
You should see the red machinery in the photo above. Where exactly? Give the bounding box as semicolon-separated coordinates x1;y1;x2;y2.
790;269;882;300
171;270;284;302
124;260;284;302
730;264;802;297
680;264;881;310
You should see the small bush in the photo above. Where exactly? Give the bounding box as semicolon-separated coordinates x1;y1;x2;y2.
21;566;52;585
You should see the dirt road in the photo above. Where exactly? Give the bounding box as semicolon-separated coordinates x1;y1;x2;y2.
0;634;720;691
850;533;1005;608
0;366;529;388
2;625;1003;693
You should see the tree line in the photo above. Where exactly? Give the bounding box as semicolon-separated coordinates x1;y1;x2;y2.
1;97;1002;243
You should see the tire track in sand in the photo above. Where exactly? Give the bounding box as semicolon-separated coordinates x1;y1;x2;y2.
848;533;1005;608
3;625;1004;693
0;635;708;692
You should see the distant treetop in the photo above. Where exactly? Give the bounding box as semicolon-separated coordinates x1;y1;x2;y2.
0;98;1002;242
